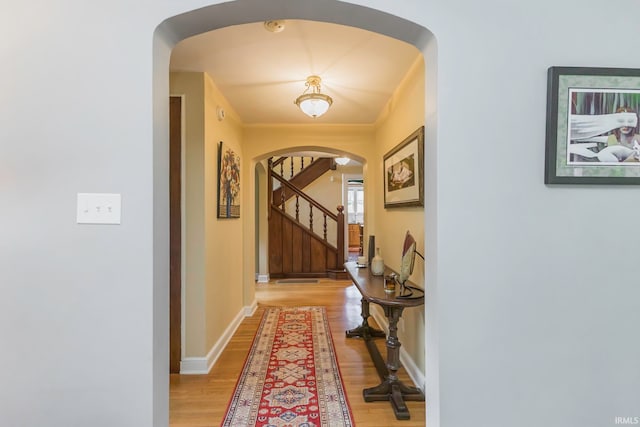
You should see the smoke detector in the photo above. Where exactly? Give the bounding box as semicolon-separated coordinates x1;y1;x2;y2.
264;20;286;33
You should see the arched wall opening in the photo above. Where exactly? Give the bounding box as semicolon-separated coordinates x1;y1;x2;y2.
252;146;367;281
153;1;438;425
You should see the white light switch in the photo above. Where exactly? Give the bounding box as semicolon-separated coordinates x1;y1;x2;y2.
77;193;121;224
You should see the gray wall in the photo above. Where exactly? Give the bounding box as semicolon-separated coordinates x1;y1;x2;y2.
1;0;638;426
430;2;640;426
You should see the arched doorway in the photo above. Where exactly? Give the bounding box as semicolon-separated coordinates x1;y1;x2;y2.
154;2;437;425
253;148;366;281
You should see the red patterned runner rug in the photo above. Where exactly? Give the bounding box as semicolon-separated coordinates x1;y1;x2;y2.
221;306;355;427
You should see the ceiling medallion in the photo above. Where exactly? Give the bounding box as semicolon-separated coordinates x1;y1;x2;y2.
263;20;286;33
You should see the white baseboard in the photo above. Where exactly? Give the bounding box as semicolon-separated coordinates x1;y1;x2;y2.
179;357;209;375
180;301;256;375
257;274;269;283
245;298;258;317
370;307;425;391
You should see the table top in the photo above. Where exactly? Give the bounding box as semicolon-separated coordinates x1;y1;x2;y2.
344;261;424;308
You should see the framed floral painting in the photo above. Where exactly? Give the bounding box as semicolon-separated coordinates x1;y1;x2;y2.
217;141;240;218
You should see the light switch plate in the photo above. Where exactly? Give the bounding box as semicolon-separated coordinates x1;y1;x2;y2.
77;193;121;224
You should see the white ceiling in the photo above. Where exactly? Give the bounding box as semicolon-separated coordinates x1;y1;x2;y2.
170;19;421;125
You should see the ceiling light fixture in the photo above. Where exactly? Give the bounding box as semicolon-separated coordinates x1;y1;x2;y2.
294;75;333;118
334;157;350;166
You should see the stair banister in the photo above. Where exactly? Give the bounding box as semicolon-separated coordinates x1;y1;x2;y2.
271;173;338;221
267;157;348;278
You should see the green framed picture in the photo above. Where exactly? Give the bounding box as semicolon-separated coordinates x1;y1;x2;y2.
545;66;640;184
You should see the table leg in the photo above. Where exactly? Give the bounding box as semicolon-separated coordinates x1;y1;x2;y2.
345;298;386;339
363;305;425;420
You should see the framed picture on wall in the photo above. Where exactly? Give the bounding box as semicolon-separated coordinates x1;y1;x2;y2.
383;126;424;208
217;141;240;218
545;66;640;184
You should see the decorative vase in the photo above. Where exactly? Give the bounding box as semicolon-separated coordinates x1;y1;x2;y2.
371;247;385;276
367;235;375;265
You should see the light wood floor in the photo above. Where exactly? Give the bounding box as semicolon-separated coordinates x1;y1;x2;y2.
169;279;426;426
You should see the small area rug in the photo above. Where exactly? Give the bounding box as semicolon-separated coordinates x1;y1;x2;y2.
221;306;355;427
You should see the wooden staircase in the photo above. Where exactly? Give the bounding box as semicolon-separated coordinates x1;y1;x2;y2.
271;157;335;204
268;156;347;279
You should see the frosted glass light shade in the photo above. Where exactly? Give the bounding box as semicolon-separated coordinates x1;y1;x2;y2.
295;93;332;118
334;157;350;165
294;75;333;118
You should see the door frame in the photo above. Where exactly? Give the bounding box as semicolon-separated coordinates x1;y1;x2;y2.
169;95;186;373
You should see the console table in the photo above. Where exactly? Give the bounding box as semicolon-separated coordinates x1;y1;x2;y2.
344;261;425;420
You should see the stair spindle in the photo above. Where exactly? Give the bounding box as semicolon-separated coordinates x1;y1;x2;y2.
280;161;284;178
281;188;286;211
295;195;300;222
301;157;304;170
268;158;273;213
309;204;313;232
290;157;294;178
323;213;327;241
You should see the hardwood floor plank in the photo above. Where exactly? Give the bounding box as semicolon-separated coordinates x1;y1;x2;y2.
169;279;426;426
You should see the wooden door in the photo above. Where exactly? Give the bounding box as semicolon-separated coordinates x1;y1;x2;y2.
348;224;360;247
169;96;181;373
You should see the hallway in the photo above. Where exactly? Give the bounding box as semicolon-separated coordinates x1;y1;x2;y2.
169;279;426;426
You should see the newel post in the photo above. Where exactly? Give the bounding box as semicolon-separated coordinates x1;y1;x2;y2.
336;205;345;264
267;157;273;219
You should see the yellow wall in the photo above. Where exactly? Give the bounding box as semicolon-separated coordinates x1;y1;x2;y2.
170;72;245;358
372;57;426;368
203;73;245;351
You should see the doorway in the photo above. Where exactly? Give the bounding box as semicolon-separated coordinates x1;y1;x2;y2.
344;175;364;260
155;2;437;425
